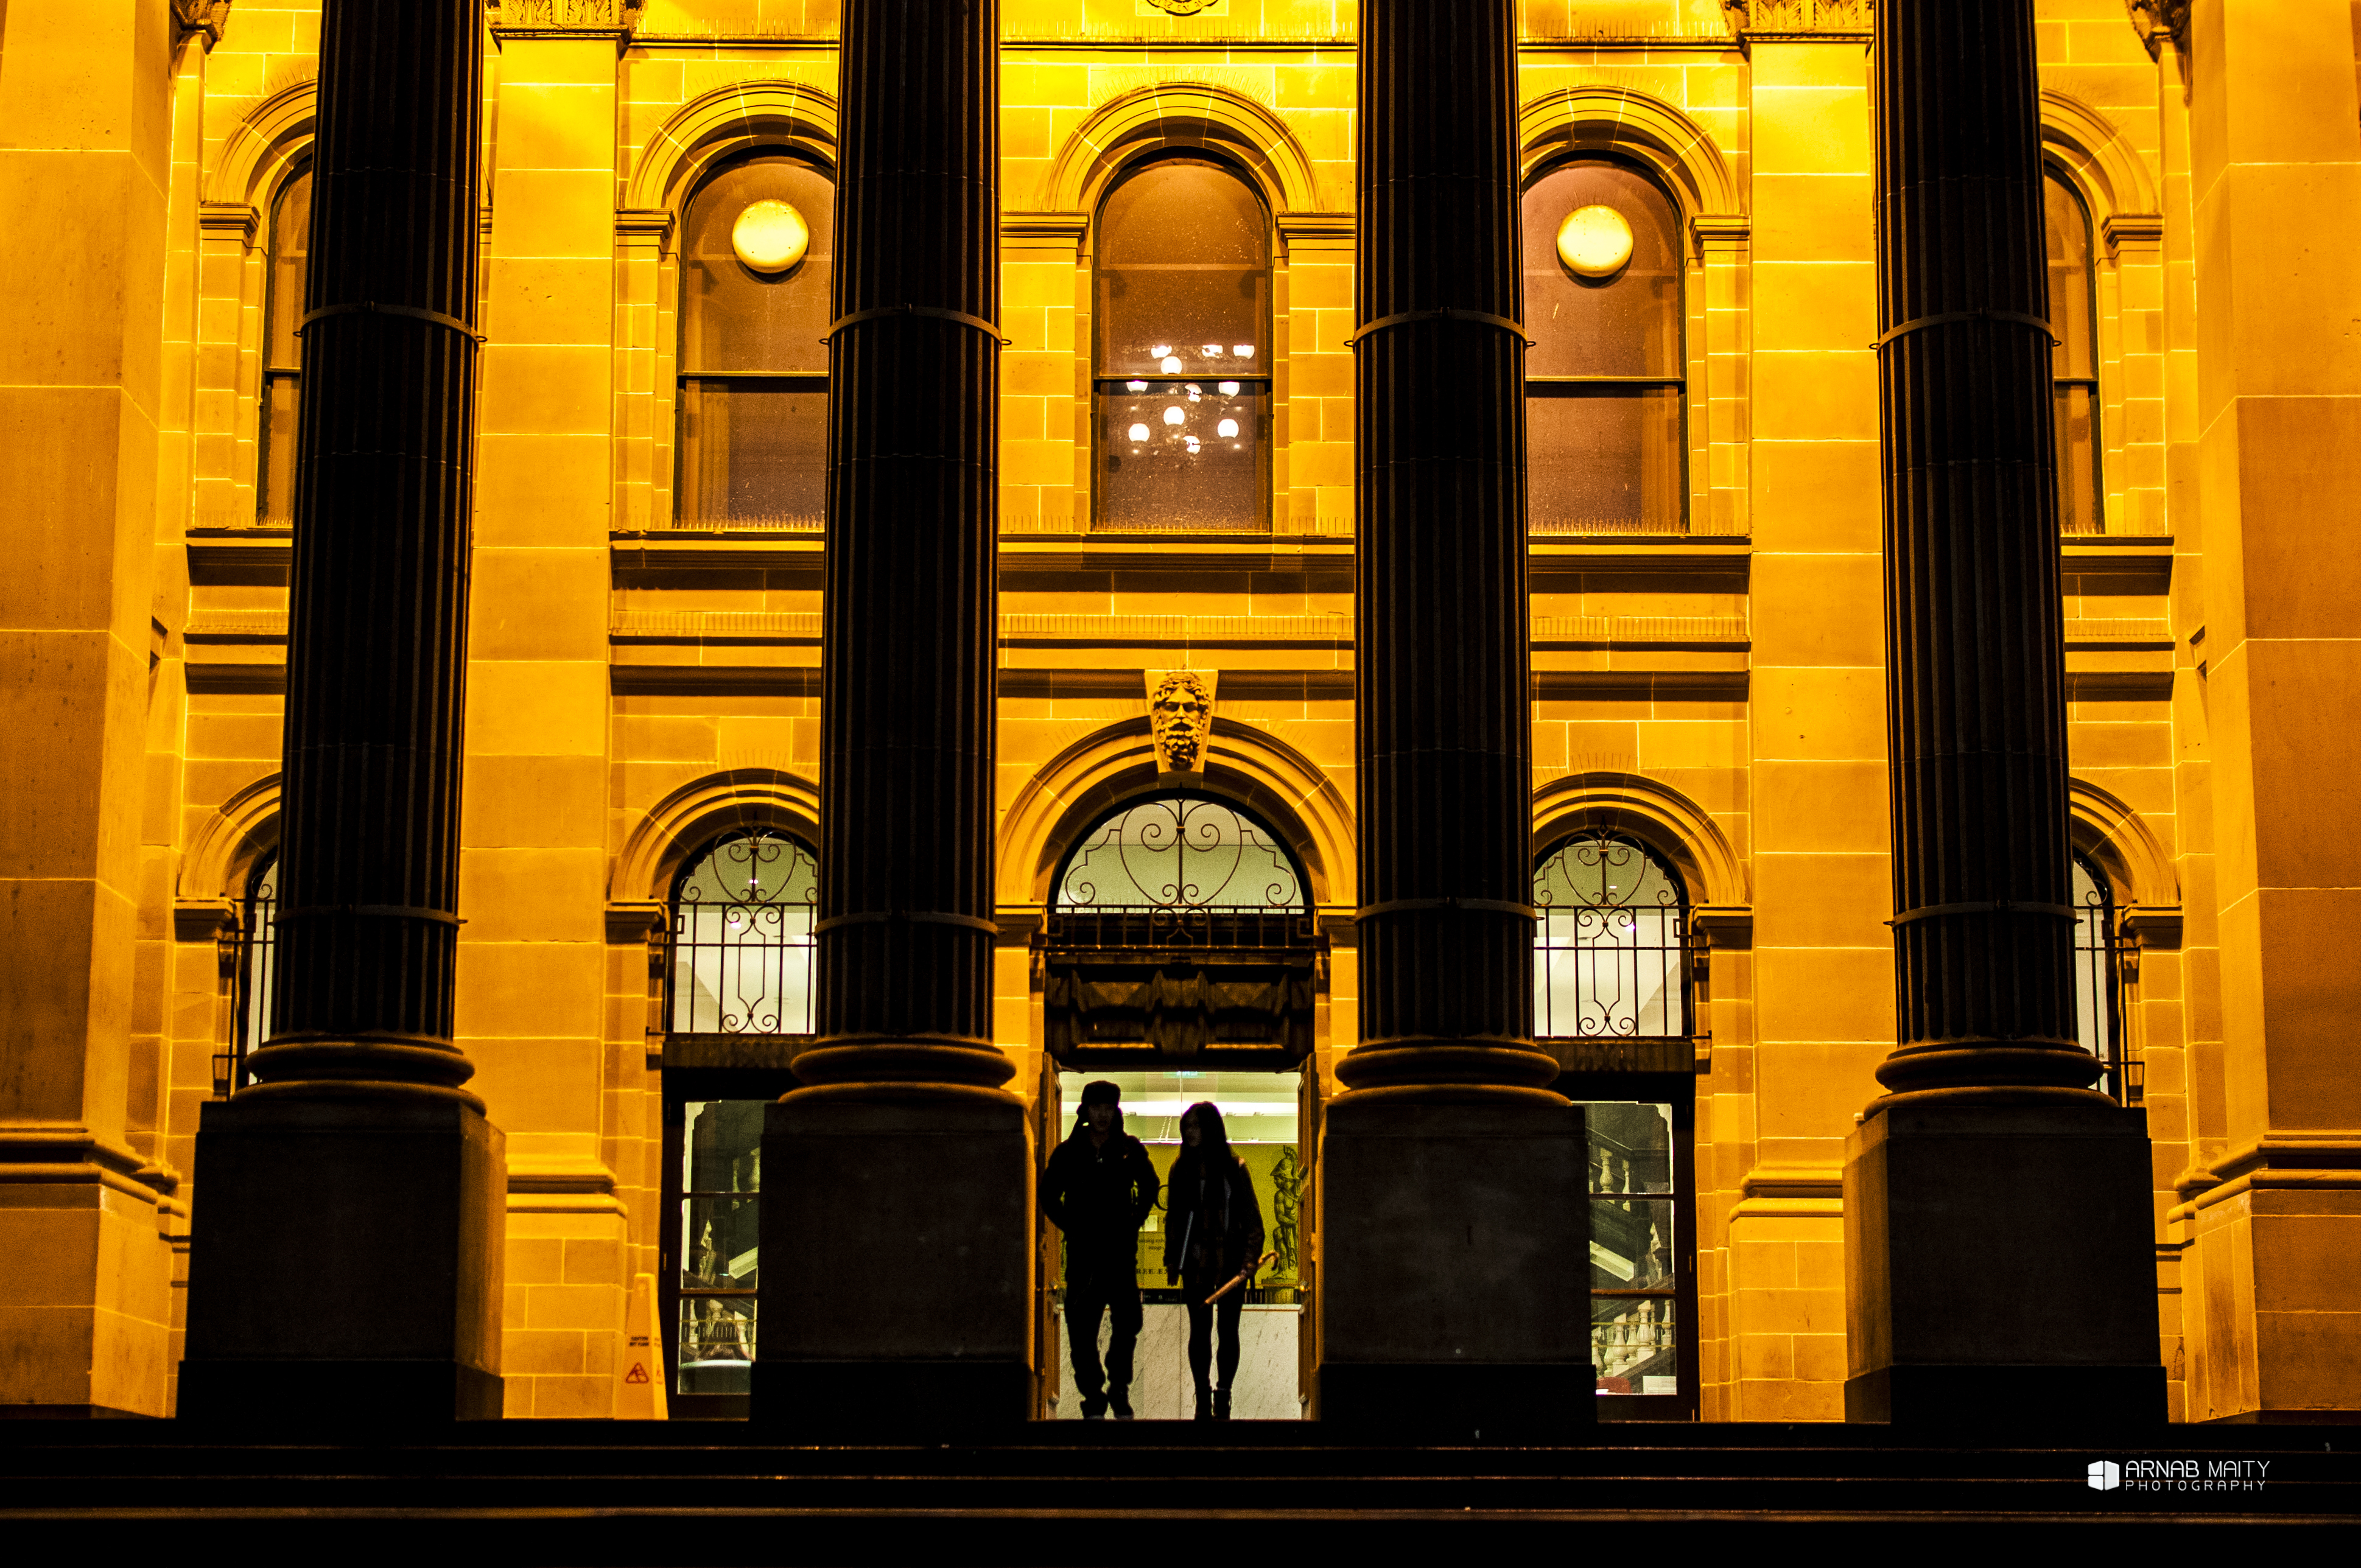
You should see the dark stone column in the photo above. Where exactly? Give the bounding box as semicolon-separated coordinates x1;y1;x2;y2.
1316;0;1590;1437
180;0;503;1423
1844;0;2163;1429
754;0;1030;1433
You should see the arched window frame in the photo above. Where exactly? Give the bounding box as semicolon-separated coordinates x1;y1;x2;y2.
667;144;837;530
2070;849;2141;1107
1086;152;1275;534
665;827;821;1038
2044;163;2105;536
255;162;312;525
1520;153;1691;536
1048;789;1313;944
1531;827;1696;1045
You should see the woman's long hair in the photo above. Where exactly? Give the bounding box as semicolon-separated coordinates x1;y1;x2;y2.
1170;1100;1235;1195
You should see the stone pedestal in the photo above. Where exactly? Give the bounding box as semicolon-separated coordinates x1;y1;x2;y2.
1844;1099;2164;1428
180;1096;505;1423
754;1096;1033;1435
1318;1101;1591;1436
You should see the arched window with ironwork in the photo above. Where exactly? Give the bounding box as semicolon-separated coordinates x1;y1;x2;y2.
2071;852;2137;1105
1523;157;1686;534
668;830;820;1036
1039;793;1321;1066
676;150;835;525
213;855;279;1097
1533;829;1692;1044
1093;156;1271;531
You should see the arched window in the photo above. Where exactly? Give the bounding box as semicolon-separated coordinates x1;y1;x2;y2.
2046;170;2102;534
1093;158;1270;531
1524;159;1685;533
2071;852;2135;1104
668;830;819;1035
1042;793;1319;1064
1533;829;1689;1039
258;168;311;523
676;152;835;525
214;855;279;1097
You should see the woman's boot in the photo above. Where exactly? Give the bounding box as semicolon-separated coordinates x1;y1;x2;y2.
1193;1376;1215;1420
1213;1388;1232;1421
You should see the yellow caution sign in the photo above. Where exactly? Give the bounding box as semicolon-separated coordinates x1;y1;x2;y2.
613;1271;670;1419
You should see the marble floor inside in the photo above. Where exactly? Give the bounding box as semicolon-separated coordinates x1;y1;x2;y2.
1050;1303;1301;1420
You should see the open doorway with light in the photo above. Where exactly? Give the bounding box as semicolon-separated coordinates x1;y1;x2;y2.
1046;1069;1307;1419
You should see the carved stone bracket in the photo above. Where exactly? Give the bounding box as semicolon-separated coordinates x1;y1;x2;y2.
174;1;231;51
2124;0;2189;60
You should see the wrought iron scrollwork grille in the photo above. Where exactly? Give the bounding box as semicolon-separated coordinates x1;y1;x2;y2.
1534;830;1692;1040
2072;854;2141;1107
668;831;819;1036
1053;795;1306;927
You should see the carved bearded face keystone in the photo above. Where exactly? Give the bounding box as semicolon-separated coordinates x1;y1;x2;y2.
1149;673;1213;772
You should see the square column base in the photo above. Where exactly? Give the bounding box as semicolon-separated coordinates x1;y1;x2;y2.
754;1094;1034;1437
178;1094;506;1425
1316;1097;1593;1438
1844;1097;2166;1430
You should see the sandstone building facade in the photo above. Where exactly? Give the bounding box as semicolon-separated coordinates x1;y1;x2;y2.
4;0;2355;1426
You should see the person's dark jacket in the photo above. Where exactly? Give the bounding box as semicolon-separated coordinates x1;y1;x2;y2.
1041;1114;1161;1278
1162;1151;1265;1284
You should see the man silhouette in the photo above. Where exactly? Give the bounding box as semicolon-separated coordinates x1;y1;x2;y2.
1042;1080;1160;1418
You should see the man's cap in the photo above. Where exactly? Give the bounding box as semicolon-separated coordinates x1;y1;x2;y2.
1079;1079;1121;1108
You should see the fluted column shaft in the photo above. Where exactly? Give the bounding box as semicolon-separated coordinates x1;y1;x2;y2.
1873;0;2094;1097
1340;0;1554;1098
798;0;1006;1093
253;0;480;1101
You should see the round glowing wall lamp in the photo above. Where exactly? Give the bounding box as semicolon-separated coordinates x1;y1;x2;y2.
1556;205;1633;279
732;199;810;273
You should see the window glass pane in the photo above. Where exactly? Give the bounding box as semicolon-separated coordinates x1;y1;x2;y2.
2071;856;2113;1062
672;833;818;1034
682;1098;765;1195
677;1298;756;1395
681;154;833;375
1524;159;1682;379
266;170;311;371
678;381;828;527
1097;159;1268;377
1535;833;1688;1038
1096;384;1265;531
1592;1295;1680;1396
2044;173;2096;380
1588;1101;1675;1197
1529;385;1684;534
241;858;279;1071
2054;382;2100;536
261;376;302;523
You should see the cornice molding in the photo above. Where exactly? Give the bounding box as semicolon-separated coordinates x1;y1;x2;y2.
1727;0;1872;41
486;0;641;39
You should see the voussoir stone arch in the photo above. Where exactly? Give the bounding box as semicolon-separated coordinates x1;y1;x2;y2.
180;772;281;907
1531;771;1748;910
2068;777;2177;915
611;768;823;912
624;80;841;222
1040;82;1324;217
2040;89;2162;233
206;79;316;214
996;716;1354;911
1518;86;1743;238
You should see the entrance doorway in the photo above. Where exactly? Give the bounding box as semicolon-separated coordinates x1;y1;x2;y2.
1045;1068;1307;1420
